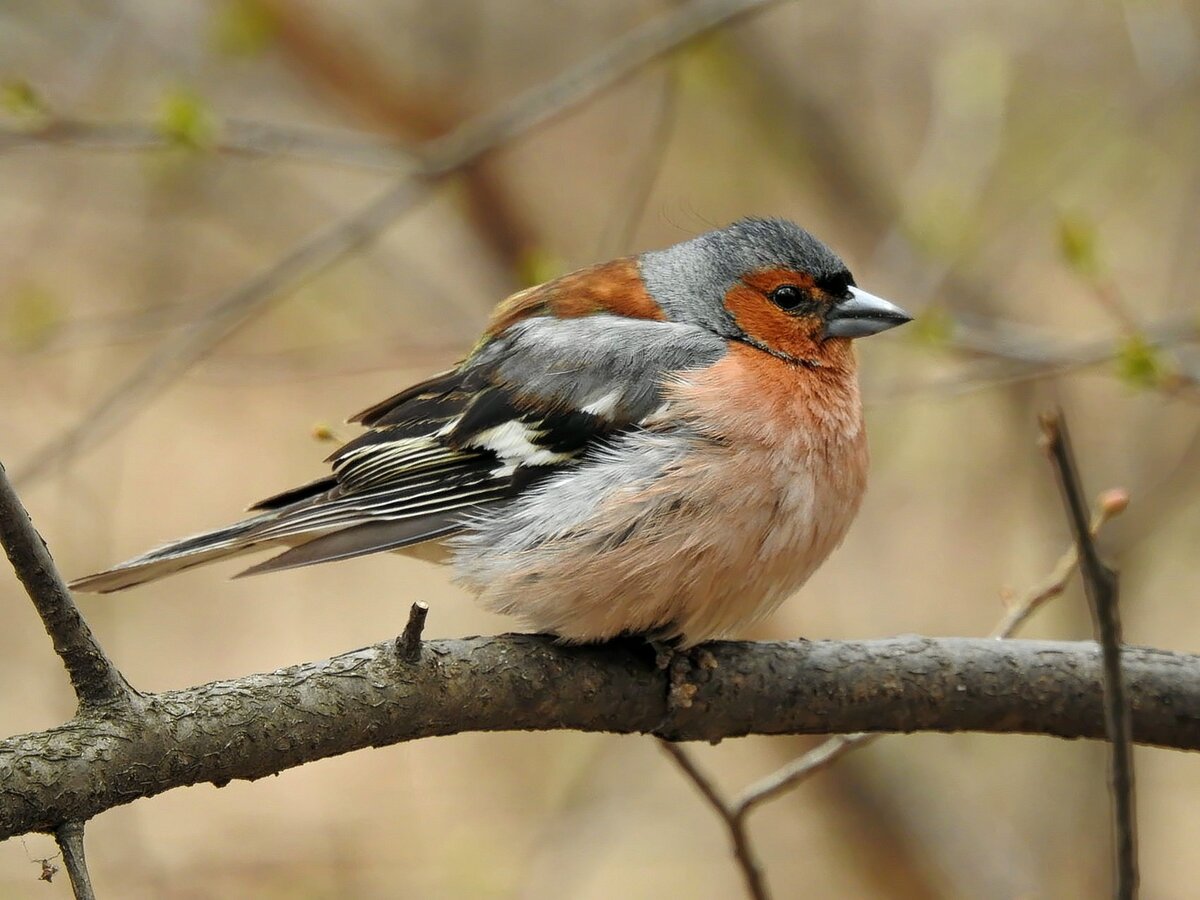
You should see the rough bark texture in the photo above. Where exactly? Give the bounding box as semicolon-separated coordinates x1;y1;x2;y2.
0;463;133;710
2;635;1199;840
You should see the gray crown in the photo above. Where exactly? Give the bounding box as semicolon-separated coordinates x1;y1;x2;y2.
637;218;850;337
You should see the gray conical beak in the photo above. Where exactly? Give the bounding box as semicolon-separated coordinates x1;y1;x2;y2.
824;286;912;339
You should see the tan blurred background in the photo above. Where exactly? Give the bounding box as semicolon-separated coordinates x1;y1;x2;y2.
2;0;1199;897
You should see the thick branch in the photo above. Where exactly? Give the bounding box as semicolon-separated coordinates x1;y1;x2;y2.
0;463;133;710
2;635;1199;841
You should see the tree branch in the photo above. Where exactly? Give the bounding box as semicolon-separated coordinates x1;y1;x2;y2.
899;312;1200;404
659;739;769;900
13;0;781;486
0;463;134;711
53;822;96;900
0;117;417;171
1041;413;1138;898
394;601;429;662
2;635;1199;842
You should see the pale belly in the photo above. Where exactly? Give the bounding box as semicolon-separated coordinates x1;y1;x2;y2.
451;427;868;646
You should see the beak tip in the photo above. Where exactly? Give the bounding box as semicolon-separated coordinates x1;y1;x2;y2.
825;287;913;339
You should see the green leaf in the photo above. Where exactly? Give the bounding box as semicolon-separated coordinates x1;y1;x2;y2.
0;79;45;117
3;283;62;352
911;307;955;346
212;0;278;57
156;87;217;150
1115;333;1162;389
1057;211;1101;278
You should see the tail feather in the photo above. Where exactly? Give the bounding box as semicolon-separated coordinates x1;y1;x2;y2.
235;514;464;578
69;513;276;594
69;430;513;593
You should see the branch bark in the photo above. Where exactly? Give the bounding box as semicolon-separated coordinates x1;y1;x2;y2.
0;463;134;711
54;822;96;900
1042;413;1138;897
3;635;1199;841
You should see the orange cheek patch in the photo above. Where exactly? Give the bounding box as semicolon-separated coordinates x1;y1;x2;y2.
486;258;664;336
723;269;824;360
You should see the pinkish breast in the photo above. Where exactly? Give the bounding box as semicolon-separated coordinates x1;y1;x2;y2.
462;343;870;646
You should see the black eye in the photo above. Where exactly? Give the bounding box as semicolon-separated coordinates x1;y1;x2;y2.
770;285;806;310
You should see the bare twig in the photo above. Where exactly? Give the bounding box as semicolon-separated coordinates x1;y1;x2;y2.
0;461;134;710
734;733;875;816
13;0;781;487
413;0;777;177
887;312;1200;405
947;311;1199;370
658;739;769;900
1040;412;1138;899
598;64;680;258
396;601;430;662
0;117;417;171
53;822;96;900
14;175;431;487
991;487;1130;638
683;479;1132;884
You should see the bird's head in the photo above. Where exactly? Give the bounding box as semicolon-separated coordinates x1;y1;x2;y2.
638;218;911;368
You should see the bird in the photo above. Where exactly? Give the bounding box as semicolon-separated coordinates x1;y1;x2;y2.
71;218;911;647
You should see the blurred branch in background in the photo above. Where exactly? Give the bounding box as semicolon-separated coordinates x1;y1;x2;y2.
893;311;1200;403
10;0;781;488
0;115;419;170
659;739;770;900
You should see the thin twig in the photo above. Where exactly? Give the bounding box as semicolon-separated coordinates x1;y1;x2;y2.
396;601;430;662
885;312;1200;405
54;821;96;900
15;0;781;486
598;63;680;258
1040;412;1138;899
14;177;431;486
0;117;417;171
947;311;1199;370
991;488;1129;638
733;733;875;817
412;0;777;178
693;478;1131;874
658;740;770;900
948;313;1199;402
0;461;134;709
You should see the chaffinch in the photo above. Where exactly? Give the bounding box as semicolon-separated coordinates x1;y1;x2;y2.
72;218;911;646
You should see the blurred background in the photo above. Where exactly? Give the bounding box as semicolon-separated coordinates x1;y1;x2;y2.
2;0;1199;896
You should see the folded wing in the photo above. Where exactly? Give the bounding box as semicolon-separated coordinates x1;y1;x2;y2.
70;315;725;592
